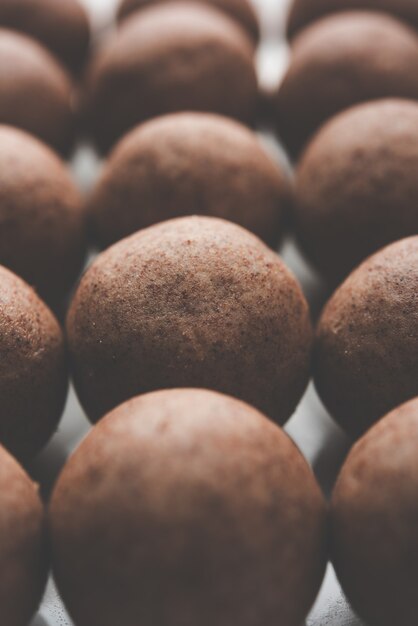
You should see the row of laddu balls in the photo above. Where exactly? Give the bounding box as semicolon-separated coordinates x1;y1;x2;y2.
8;0;418;157
0;3;416;626
8;97;418;308
0;201;416;455
4;393;418;626
1;0;418;300
2;224;418;626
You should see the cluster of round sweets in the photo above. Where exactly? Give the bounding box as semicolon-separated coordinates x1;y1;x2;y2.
0;0;416;625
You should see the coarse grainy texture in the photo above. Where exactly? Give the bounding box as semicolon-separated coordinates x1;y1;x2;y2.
0;126;86;304
50;389;327;626
331;397;418;626
275;12;418;157
67;216;312;424
314;237;418;439
117;0;260;42
88;112;290;249
0;266;68;459
0;0;90;72
0;445;48;626
0;29;74;153
286;0;418;39
293;99;418;284
84;2;258;153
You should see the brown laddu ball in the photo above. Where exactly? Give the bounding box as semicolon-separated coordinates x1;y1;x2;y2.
67;216;312;425
0;0;90;73
0;28;74;153
117;0;260;42
314;237;418;439
49;388;327;626
84;2;258;153
331;397;418;626
0;266;68;459
275;12;418;157
88;112;291;250
0;445;48;626
293;99;418;284
287;0;418;39
0;126;86;304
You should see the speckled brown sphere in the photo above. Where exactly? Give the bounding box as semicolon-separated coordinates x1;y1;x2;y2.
275;12;418;156
0;126;86;304
50;388;327;626
67;216;312;424
314;237;418;439
118;0;260;42
331;397;418;626
0;266;68;459
0;444;48;626
88;112;290;250
293;99;418;284
0;0;90;72
0;28;74;153
287;0;418;39
84;2;258;153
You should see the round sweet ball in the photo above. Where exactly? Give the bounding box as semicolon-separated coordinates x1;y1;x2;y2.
287;0;418;40
293;99;418;284
0;0;90;73
331;397;418;626
0;29;74;153
0;444;48;626
0;266;68;459
84;2;258;153
117;0;260;42
275;12;418;156
50;388;327;626
88;112;291;250
314;236;418;439
67;216;312;424
0;126;86;304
